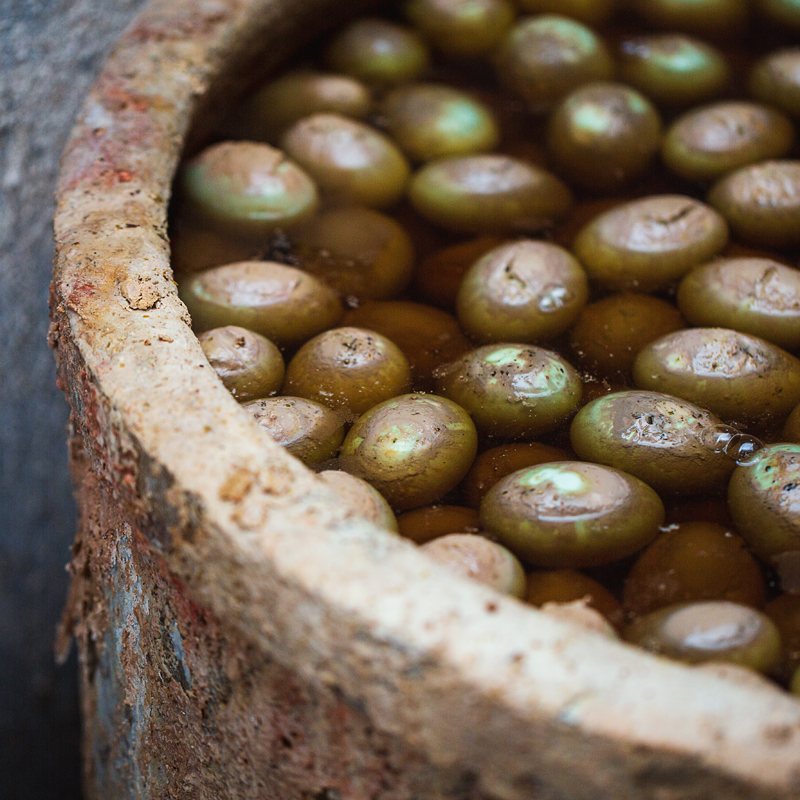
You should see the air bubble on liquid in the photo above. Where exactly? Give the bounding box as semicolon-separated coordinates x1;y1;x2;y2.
698;424;737;453
537;284;573;312
698;423;765;466
725;434;765;467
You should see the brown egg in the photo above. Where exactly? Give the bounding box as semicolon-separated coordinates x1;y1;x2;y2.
421;533;527;597
397;505;481;544
526;569;624;629
623;522;767;618
461;443;571;510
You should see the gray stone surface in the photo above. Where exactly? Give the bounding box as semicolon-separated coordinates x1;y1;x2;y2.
0;0;147;797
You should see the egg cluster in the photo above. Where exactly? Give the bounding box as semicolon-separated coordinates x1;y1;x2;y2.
171;0;800;691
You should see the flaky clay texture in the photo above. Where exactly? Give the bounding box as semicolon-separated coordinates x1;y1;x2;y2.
51;0;800;798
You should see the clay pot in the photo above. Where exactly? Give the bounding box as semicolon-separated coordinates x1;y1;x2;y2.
51;1;800;798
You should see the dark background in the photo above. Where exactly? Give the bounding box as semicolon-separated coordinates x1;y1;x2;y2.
0;1;148;797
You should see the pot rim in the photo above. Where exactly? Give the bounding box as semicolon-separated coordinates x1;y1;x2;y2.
51;1;800;796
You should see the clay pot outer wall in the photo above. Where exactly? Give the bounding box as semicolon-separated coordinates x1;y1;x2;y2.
51;0;800;797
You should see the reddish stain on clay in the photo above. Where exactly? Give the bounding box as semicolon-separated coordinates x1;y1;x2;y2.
74;388;106;471
63;154;145;192
157;555;217;631
127;6;230;43
104;86;151;115
70;166;130;189
59;86;158;193
68;280;96;310
328;700;352;731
